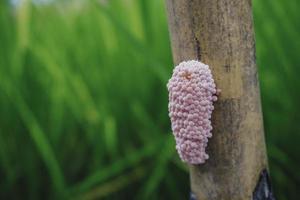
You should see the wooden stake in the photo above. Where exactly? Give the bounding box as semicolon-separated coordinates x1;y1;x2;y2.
165;0;274;199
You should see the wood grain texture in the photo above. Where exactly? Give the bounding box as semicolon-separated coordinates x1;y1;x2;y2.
165;0;269;199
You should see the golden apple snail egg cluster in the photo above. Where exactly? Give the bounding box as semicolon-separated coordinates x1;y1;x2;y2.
167;60;218;164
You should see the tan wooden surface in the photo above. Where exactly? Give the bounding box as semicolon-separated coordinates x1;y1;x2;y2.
165;0;269;199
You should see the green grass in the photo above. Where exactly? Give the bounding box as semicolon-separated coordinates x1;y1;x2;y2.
0;0;299;199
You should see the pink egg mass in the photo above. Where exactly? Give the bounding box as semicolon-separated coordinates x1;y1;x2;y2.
167;60;218;164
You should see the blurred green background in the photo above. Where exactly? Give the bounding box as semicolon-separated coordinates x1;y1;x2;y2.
0;0;299;199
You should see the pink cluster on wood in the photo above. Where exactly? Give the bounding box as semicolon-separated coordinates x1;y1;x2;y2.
167;60;218;164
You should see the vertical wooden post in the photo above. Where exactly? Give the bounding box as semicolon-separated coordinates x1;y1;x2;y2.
165;0;274;199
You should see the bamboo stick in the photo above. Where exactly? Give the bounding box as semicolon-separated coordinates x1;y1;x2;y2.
165;0;274;199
